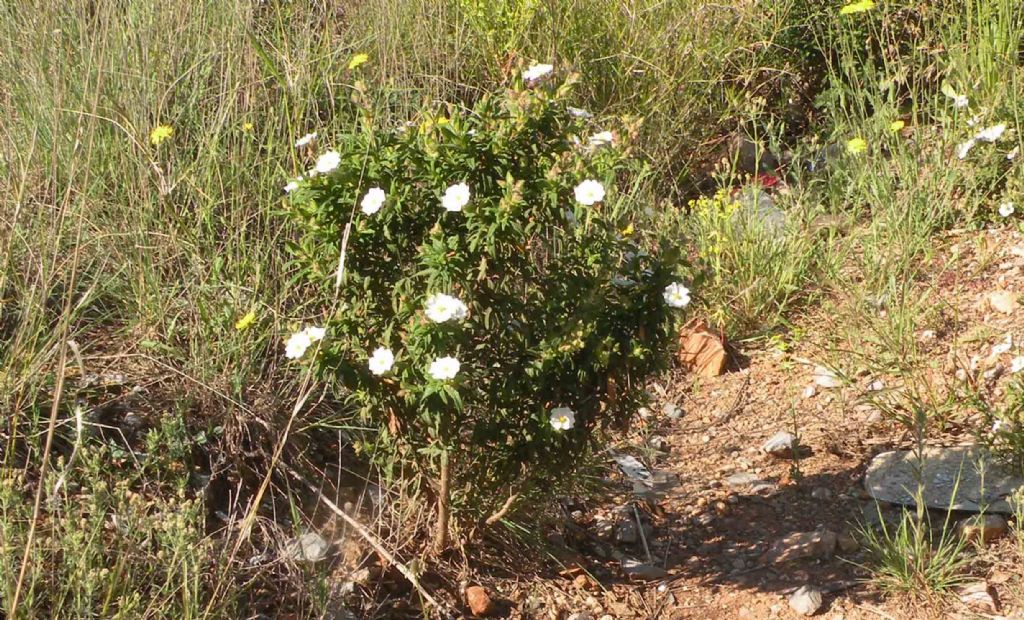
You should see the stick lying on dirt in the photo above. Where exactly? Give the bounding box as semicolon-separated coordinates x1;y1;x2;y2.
281;463;453;617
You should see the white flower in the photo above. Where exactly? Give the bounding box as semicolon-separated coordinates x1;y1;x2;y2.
953;94;969;108
284;330;313;359
978;124;1007;142
361;187;386;215
368;347;395;375
284;180;299;193
1012;356;1024;373
314;150;341;174
967;116;980;128
1008;147;1019;161
957;138;976;160
424;293;468;323
1000;202;1016;217
549;407;575;431
295;132;317;148
567;107;592;119
441;183;470;212
662;282;691;308
305;326;326;341
522;63;553;82
992;419;1010;433
588;131;614;147
428;356;460;381
574;179;605;206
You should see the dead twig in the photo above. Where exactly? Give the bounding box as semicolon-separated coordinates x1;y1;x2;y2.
484;492;520;526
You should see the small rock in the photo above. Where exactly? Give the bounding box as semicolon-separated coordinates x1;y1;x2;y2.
989;290;1018;314
813;365;842;388
836;532;859;553
284;532;330;563
762;431;797;458
620;558;667;580
566;614;593;620
616;520;639;544
788;585;824;616
648;435;669;452
662;402;684;419
810;487;832;501
958;582;1000;613
920;329;937;342
803;385;817;398
465;585;494;616
764;529;837;564
959;514;1008;545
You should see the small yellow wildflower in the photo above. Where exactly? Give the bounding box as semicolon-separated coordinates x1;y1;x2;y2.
347;53;369;70
621;222;634;236
234;310;256;331
149;125;173;146
242;122;254;133
839;0;876;15
846;137;867;154
889;120;905;132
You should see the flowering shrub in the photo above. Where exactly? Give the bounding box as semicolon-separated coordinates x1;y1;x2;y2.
285;69;687;539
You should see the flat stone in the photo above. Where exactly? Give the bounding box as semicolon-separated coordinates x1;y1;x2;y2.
864;446;1024;513
620;558;667;580
726;472;762;489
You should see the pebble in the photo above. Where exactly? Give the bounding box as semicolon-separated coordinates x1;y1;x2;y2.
788;585;824;616
465;585;495;616
959;582;1000;613
812;365;842;388
836;531;859;553
761;431;797;458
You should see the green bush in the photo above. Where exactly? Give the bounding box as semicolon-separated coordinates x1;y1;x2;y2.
285;68;688;541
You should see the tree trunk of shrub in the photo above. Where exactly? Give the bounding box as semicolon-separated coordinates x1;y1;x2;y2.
433;451;451;552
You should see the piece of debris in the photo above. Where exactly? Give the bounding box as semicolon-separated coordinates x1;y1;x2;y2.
284;532;330;563
958;582;1000;614
761;431;797;458
788;585;824;616
763;529;837;564
677;319;728;378
465;585;494;616
989;290;1018;314
958;514;1008;545
864;446;1024;513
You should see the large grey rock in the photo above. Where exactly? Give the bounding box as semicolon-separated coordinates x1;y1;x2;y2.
864;446;1024;513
